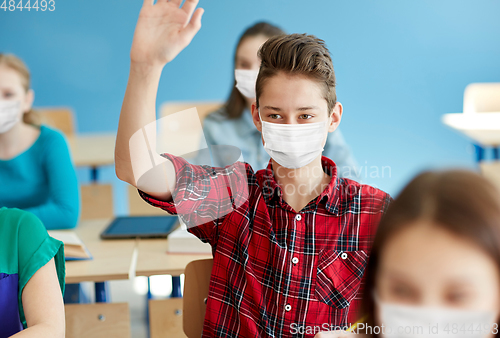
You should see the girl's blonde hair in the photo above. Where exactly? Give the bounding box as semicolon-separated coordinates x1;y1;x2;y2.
0;53;40;126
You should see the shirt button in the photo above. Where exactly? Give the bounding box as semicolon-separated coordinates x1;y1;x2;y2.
285;304;292;312
295;214;302;221
292;257;299;264
341;252;348;260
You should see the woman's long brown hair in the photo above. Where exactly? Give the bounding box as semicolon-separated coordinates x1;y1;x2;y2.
360;170;500;336
224;22;285;119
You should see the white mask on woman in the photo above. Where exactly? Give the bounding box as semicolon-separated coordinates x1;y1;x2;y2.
376;297;496;338
259;110;327;169
235;69;259;99
0;100;21;134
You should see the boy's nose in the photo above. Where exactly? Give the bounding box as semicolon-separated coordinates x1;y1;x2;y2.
284;117;298;124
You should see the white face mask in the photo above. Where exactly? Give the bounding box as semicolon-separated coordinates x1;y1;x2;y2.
0;100;22;134
235;69;259;99
376;298;497;338
259;110;327;169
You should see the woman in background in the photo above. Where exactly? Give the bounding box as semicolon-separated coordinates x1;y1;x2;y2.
0;207;65;337
200;22;359;178
0;54;79;229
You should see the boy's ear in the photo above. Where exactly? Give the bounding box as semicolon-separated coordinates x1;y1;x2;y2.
328;102;343;133
251;102;262;132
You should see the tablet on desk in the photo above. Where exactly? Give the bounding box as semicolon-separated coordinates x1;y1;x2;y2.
100;215;180;239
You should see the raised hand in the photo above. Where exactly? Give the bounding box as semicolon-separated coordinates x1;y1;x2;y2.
130;0;204;67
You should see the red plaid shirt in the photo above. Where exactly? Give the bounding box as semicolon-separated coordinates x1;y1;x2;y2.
139;154;391;338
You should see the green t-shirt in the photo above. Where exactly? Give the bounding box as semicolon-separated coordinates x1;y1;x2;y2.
0;207;65;334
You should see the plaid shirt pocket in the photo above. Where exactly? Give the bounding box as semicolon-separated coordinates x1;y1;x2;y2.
315;250;368;309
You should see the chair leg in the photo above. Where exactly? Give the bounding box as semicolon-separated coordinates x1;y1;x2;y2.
474;144;485;163
64;283;89;304
95;282;110;302
90;167;99;181
171;276;182;298
145;275;181;336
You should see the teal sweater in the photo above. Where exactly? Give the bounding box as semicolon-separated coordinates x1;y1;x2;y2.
0;125;80;229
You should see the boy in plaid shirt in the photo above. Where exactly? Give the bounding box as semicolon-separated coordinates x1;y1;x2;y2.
115;0;391;336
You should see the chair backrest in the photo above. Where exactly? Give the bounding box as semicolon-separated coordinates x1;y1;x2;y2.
80;184;114;220
463;83;500;114
128;185;167;216
149;298;185;338
480;161;500;192
160;101;223;120
65;303;130;338
36;107;76;136
158;102;223;159
183;258;214;338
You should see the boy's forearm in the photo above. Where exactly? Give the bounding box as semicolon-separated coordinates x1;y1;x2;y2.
116;0;203;197
115;62;163;186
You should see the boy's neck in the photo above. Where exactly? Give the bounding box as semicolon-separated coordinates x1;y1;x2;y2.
271;156;331;212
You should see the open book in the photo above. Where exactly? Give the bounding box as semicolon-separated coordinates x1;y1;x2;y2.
167;223;212;254
48;231;92;261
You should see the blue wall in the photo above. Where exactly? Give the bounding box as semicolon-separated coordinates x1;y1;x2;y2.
2;0;500;201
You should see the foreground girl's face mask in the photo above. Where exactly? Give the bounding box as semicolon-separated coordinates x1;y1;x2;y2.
259;110;327;169
374;222;500;338
235;69;259;99
0;100;21;133
376;297;497;338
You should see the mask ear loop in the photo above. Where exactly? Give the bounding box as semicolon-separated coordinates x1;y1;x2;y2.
258;109;266;147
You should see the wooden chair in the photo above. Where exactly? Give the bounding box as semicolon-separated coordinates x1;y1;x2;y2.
36;107;76;136
149;297;185;338
463;83;500;114
462;83;500;159
127;185;167;216
80;184;114;220
160;101;223;120
183;259;214;338
157;101;223;160
148;259;213;338
65;302;130;338
480;161;500;192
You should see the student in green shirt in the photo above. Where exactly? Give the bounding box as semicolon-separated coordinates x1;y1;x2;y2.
0;207;65;337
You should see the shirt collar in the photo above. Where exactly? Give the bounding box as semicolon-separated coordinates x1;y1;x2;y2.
258;156;340;215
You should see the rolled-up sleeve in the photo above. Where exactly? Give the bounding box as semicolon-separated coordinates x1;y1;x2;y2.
138;153;251;247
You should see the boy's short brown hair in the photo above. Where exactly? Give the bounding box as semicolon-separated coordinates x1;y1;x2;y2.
255;33;337;114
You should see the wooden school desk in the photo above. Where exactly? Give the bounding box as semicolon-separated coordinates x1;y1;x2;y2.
135;238;212;277
135;229;212;298
442;112;500;162
65;218;211;301
65;218;138;302
67;133;116;181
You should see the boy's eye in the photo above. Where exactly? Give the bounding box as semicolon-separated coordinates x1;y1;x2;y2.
299;114;312;120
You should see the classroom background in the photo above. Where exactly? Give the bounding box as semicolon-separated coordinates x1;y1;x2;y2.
2;0;500;210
